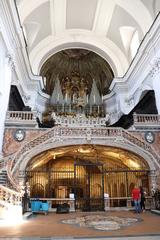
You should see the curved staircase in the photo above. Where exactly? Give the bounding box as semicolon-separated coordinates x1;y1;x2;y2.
0;184;22;220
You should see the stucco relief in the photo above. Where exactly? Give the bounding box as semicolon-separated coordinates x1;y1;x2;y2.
149;57;160;77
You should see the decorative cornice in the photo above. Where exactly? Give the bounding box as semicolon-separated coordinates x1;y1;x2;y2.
22;94;31;103
149;57;160;77
18;84;31;104
6;52;15;71
124;95;134;106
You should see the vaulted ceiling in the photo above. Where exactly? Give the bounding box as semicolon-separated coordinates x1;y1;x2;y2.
16;0;160;79
40;49;114;95
27;145;149;171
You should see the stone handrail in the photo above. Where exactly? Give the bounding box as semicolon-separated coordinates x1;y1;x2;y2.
5;111;38;127
7;126;160;191
122;130;160;164
0;159;5;169
0;153;15;169
0;185;22;207
133;113;160;125
122;130;160;169
6;111;37;121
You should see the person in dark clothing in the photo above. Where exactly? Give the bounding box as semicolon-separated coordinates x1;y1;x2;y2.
140;186;146;212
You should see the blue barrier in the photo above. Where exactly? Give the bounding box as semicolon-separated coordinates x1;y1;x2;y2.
41;202;49;212
31;201;49;214
31;201;41;212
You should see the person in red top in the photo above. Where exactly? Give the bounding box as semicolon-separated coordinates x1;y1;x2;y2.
132;186;141;213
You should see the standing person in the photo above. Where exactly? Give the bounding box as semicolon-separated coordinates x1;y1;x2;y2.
140;186;146;212
132;186;141;213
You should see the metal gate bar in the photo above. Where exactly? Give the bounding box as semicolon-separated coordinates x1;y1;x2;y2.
74;163;104;211
26;168;150;210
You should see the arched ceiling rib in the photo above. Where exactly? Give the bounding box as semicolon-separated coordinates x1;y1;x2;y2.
18;0;152;33
29;34;129;76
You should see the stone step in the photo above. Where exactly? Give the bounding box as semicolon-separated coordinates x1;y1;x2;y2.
0;170;7;185
0;176;7;180
0;175;7;178
151;209;160;215
23;211;32;219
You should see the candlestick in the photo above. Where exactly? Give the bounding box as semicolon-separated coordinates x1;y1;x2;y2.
90;104;92;114
86;94;88;104
93;95;95;104
57;93;59;102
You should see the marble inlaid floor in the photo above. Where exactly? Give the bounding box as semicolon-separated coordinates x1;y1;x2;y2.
62;214;139;231
0;211;160;238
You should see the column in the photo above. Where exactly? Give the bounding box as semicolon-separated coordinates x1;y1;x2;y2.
149;170;157;209
104;193;110;211
149;170;157;191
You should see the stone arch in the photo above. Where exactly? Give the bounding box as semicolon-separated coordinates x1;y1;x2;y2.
13;138;158;177
30;34;128;77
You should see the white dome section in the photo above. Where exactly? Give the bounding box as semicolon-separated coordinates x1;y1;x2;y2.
16;0;153;78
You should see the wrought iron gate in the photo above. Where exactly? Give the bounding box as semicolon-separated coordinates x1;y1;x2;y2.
74;163;104;211
26;165;149;211
103;170;150;207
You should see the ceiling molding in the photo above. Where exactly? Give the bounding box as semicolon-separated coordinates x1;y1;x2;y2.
18;0;48;23
49;0;55;35
54;0;66;34
117;0;153;35
18;0;153;35
92;0;116;35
